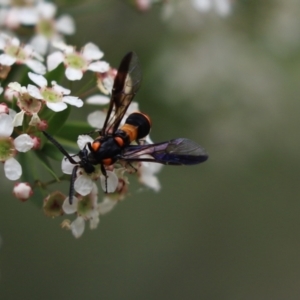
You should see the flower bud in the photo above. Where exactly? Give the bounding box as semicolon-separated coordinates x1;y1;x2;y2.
37;119;48;131
13;182;33;202
0;103;9;114
30;135;41;150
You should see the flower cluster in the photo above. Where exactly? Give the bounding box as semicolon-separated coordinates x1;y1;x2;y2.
0;0;163;238
134;0;234;16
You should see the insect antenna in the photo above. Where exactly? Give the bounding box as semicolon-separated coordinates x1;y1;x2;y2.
42;131;78;164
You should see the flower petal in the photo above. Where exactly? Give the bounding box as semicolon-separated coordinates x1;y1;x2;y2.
74;174;94;196
12;110;25;127
89;211;100;229
46;101;67;112
0;113;13;137
192;0;211;12
65;67;83;81
62;196;79;214
47;51;64;71
30;35;48;56
77;135;93;150
82;43;103;60
27;84;43;99
52;83;70;95
61;155;78;174
63;96;83;107
4;157;22;180
56;15;75;35
70;216;85;238
28;72;47;87
36;2;56;19
14;134;34;152
98;197;117;215
26;59;46;74
100;170;118;193
0;53;16;66
19;7;38;25
139;173;161;192
87;110;106;128
86;94;110;105
29;113;41;126
87;61;109;73
8;82;22;93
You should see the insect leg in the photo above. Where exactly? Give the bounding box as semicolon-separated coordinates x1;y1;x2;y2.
100;164;108;193
69;165;78;204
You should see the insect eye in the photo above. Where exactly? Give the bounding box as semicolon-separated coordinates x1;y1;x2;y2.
91;141;101;152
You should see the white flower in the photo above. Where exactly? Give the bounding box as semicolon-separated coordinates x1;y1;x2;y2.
70;216;85;238
98;196;118;215
61;135;118;197
47;42;110;81
7;82;42;127
30;2;75;55
0;113;34;180
27;72;83;112
138;160;163;192
0;0;40;29
62;183;101;238
191;0;232;16
0;34;46;74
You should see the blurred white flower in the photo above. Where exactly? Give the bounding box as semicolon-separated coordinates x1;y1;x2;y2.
62;183;101;238
0;0;40;29
0;34;46;74
191;0;232;16
27;72;83;112
7;82;42;126
30;2;75;55
47;42;110;81
138;160;163;191
0;113;34;180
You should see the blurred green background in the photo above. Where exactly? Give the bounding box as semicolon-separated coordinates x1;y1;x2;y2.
1;0;300;299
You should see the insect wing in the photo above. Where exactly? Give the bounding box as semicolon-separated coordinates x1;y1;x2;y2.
101;51;142;135
122;138;208;165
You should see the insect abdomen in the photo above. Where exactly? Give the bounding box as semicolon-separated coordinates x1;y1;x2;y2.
120;112;151;142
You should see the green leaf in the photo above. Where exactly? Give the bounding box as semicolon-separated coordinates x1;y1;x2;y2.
39;105;72;136
44;63;65;83
34;150;61;182
18;151;48;208
55;121;93;142
42;141;65;161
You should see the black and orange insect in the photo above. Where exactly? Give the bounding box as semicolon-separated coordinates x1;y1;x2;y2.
43;52;208;204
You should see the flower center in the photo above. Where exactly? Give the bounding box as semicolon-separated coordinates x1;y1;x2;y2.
41;88;62;103
37;19;55;38
65;53;87;70
6;45;27;62
0;137;15;162
78;196;94;216
43;191;65;217
18;94;42;113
